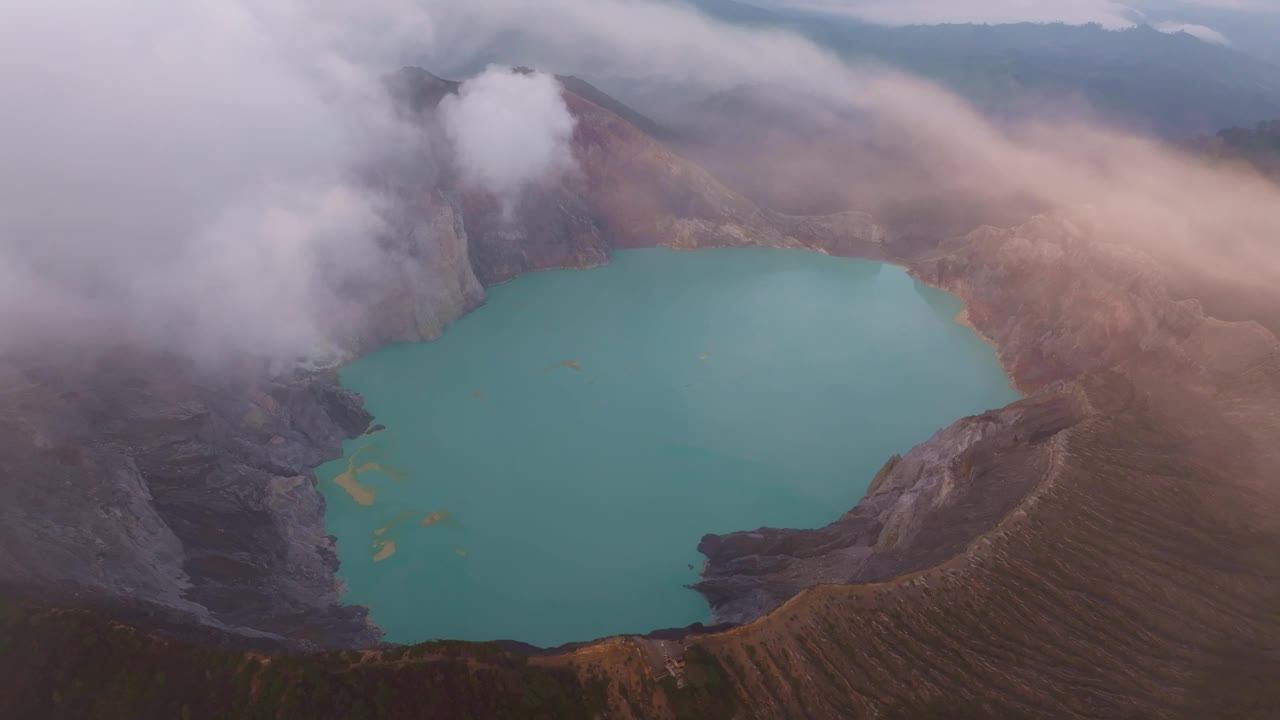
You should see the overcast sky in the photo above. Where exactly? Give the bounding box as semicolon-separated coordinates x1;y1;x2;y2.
744;0;1280;49
754;0;1138;27
751;0;1279;23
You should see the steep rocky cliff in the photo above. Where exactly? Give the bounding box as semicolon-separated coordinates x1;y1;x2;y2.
692;212;1280;633
0;355;379;647
695;386;1087;625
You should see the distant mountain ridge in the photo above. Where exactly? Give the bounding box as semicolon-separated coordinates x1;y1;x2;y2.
683;0;1280;137
1193;119;1280;181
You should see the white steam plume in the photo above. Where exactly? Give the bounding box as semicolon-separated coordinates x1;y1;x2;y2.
440;67;578;209
4;0;1280;364
0;0;433;361
410;0;1280;310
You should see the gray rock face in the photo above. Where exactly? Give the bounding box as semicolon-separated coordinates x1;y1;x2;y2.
348;192;487;353
694;386;1088;624
0;355;382;647
692;210;1280;627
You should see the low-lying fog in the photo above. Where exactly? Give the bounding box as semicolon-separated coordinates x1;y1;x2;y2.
3;0;1279;366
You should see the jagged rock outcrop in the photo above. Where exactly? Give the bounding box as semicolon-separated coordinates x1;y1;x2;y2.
0;354;379;647
347;191;486;353
691;211;1280;635
695;386;1087;624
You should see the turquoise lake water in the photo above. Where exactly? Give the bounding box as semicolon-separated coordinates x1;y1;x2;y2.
316;248;1018;647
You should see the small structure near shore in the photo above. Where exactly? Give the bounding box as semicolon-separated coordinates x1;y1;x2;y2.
645;641;688;689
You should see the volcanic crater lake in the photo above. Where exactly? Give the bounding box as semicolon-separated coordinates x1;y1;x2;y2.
317;248;1018;647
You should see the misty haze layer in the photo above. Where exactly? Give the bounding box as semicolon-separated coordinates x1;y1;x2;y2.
0;1;408;359
4;0;1280;364
0;2;585;363
357;0;1280;313
440;68;577;208
745;0;1280;49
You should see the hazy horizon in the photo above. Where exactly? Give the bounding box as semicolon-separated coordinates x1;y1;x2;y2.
3;0;1279;365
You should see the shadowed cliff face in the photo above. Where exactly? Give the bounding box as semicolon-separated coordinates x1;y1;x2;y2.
0;353;379;647
691;212;1280;637
695;386;1088;625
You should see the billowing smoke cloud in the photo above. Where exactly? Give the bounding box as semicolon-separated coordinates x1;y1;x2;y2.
5;0;1280;364
411;0;1280;312
0;0;436;361
440;67;577;209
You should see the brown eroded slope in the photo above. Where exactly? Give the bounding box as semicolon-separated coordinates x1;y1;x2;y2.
562;216;1280;719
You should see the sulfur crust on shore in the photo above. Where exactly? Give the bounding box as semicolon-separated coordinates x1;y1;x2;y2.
334;469;376;506
373;540;396;562
422;511;450;527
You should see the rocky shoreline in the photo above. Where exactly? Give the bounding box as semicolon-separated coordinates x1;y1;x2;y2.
4;69;1280;685
0;69;892;649
694;386;1087;625
690;211;1254;626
